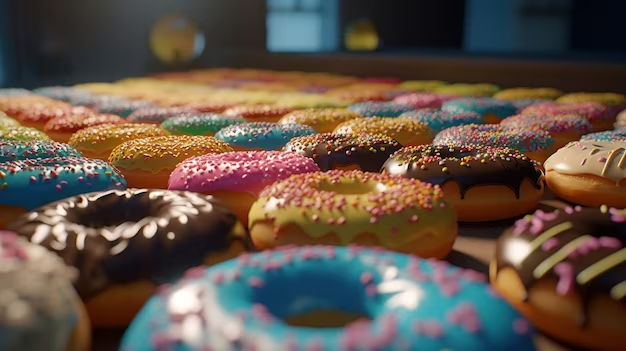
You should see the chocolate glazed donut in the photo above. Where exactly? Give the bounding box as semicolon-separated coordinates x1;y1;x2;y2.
7;188;254;327
284;133;403;172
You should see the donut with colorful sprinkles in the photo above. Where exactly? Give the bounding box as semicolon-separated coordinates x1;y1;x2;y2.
333;117;433;146
556;92;626;118
160;113;246;136
0;115;20;129
392;92;459;109
248;170;457;258
491;206;626;350
223;104;295;123
0;231;90;351
581;127;626;142
382;145;544;221
433;124;554;163
521;102;613;132
0;139;82;163
0;157;126;226
0;126;52;141
277;108;363;133
441;97;518;124
120;245;536;351
44;113;125;143
93;99;156;118
284;132;402;172
347;101;415;117
399;108;483;132
214;122;317;151
127;107;197;124
500;113;592;149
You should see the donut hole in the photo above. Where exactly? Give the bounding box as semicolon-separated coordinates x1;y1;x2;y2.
315;180;377;195
252;269;373;328
66;197;154;228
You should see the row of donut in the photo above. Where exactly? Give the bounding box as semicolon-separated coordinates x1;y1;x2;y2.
0;181;624;350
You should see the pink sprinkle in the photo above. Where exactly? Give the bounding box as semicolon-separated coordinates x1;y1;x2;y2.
360;272;374;284
248;276;264;288
183;266;205;279
541;237;559;251
55;184;62;191
513;318;531;335
365;284;378;296
599;236;622;249
598;157;607;162
564;207;574;214
554;262;575;296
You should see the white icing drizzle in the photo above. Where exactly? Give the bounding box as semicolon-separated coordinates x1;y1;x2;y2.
0;231;80;351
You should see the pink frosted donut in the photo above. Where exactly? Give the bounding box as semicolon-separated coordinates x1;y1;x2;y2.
393;92;459;109
168;151;320;225
500;113;592;148
521;102;612;131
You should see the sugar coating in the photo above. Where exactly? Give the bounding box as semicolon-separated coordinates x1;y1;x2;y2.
347;101;415;117
168;150;320;195
400;108;483;132
214;122;317;150
120;245;536;351
434;124;553;152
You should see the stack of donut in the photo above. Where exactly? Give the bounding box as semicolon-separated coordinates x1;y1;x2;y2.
0;69;624;351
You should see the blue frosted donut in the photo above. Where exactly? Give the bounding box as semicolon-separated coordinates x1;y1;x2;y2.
94;99;156;118
442;98;517;123
214;122;317;150
0;157;127;210
121;245;536;351
508;98;551;111
347;101;415;117
0;140;82;162
400;108;483;132
32;86;91;102
581;127;626;142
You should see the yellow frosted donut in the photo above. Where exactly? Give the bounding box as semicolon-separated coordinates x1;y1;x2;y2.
493;87;563;100
0;126;51;142
277;108;363;133
248;170;458;258
333;117;433;146
68;123;169;160
109;135;233;189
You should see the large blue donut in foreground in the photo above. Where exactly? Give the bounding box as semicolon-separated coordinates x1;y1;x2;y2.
120;245;536;351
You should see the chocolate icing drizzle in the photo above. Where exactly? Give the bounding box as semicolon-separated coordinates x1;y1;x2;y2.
496;207;626;326
284;133;403;172
7;188;254;299
382;144;543;198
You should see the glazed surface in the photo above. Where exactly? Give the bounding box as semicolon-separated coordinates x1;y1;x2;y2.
121;245;536;351
0;140;82;162
544;140;626;184
214;122;317;150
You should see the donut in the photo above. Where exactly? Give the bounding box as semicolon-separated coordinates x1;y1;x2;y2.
68;123;169;160
284;133;402;172
174;100;237;113
382;145;544;222
543;140;626;208
434;83;500;97
277;108;363;133
616;109;626;128
581;128;626;142
93;99;156;118
248;170;457;257
441;97;517;124
0;139;82;162
7;188;254;327
491;206;626;350
508;98;552;111
326;89;393;103
333;117;432;146
399;108;483;132
392;92;459;109
12;105;94;130
433;124;554;163
214;122;317;151
168;151;320;225
0;156;126;227
493;87;563;100
32;86;91;102
557;92;626;118
0;126;52;141
521;102;613;132
126;107;197;124
121;245;536;351
0;114;20;129
500;113;593;149
396;79;448;91
44;113;125;143
0;88;33;97
0;231;90;351
346;101;414;117
222;104;295;122
68;93;126;108
160;113;246;136
109;135;233;188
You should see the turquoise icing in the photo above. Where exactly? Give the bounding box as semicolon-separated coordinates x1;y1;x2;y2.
347;102;415;117
400;108;483;132
581;128;626;142
95;100;156;118
508;98;551;111
0;157;127;210
121;245;536;351
442;98;517;119
0;140;82;162
215;122;317;150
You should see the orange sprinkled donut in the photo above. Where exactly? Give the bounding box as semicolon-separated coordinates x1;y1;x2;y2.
44;114;125;143
333;117;433;146
223;104;295;123
248;170;458;258
109;135;233;188
277;108;363;133
68;123;169;160
14;105;95;130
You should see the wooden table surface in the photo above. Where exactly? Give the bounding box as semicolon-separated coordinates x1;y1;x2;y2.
93;193;586;351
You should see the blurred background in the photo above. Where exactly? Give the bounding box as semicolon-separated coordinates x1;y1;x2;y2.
1;0;625;91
